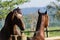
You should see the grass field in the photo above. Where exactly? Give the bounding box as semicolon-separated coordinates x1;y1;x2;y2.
24;26;60;37
47;26;60;37
0;26;60;38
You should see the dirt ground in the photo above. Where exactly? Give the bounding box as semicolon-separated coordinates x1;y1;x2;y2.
45;36;60;40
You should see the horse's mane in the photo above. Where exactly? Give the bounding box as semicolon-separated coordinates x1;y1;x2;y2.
5;11;13;23
36;11;42;31
0;7;25;40
33;9;48;36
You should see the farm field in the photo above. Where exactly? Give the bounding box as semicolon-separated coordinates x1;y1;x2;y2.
24;26;60;37
47;26;60;37
0;26;60;37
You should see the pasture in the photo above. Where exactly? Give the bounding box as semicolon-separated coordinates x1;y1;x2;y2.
47;26;60;37
0;23;60;40
23;26;60;37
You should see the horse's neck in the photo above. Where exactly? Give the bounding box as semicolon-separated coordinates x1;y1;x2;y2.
32;16;45;40
36;15;45;31
0;24;16;40
35;16;42;31
0;25;13;40
0;23;15;35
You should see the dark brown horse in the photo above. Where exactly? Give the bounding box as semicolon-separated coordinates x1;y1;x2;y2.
0;7;25;40
32;9;49;40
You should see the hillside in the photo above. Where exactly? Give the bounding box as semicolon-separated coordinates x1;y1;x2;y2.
0;7;60;30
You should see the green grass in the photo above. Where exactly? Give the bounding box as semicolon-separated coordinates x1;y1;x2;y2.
24;26;60;37
48;31;60;37
47;26;60;37
48;26;60;30
1;26;60;37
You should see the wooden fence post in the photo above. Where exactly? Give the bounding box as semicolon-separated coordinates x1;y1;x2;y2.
46;27;48;37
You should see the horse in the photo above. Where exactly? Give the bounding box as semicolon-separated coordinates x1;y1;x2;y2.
27;9;49;40
0;7;25;40
32;9;49;40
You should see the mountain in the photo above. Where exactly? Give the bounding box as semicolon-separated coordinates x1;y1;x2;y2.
21;7;47;15
21;7;60;26
0;7;59;29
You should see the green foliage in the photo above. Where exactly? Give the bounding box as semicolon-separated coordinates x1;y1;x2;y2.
1;0;29;7
53;2;60;20
55;11;60;20
57;0;60;1
0;0;29;19
47;1;60;20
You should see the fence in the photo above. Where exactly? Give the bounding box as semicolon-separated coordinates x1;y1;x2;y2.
45;29;60;37
10;33;27;40
10;29;60;40
20;28;60;38
0;27;60;40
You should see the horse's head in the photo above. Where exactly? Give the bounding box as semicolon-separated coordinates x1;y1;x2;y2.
12;7;25;30
38;9;49;28
38;9;47;15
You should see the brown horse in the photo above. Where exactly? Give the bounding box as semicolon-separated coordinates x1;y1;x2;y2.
0;7;25;40
27;9;49;40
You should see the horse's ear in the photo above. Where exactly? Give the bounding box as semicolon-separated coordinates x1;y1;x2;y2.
9;11;13;14
38;9;41;14
45;10;47;14
17;7;19;9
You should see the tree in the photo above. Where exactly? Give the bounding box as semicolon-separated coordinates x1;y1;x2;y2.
47;0;60;20
0;0;29;19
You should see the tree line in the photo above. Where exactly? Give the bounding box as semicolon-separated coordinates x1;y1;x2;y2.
0;0;29;19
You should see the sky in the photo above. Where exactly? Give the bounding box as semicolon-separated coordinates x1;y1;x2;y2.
2;0;56;8
17;0;56;8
